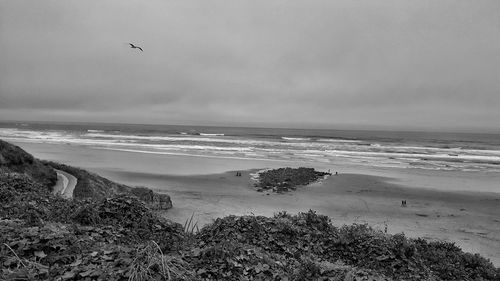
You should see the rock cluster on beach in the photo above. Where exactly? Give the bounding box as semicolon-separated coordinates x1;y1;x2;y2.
255;167;331;193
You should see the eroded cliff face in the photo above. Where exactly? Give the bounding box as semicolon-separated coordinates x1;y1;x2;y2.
0;139;57;189
130;187;173;210
150;193;173;210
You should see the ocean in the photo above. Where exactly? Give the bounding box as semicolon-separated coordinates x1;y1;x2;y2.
2;121;500;265
1;121;500;174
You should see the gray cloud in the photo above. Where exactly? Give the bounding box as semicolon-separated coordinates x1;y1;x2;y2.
1;0;500;131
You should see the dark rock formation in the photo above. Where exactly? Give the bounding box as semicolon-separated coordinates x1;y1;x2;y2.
130;186;173;210
255;167;330;193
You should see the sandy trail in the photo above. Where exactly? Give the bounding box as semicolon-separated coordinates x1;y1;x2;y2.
53;169;77;199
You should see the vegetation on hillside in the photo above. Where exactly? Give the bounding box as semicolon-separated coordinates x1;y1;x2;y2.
1;172;499;280
44;161;172;209
0;138;172;212
0;140;56;189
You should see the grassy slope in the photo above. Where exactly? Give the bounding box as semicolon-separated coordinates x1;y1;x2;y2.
1;172;499;281
0;139;57;190
43;161;131;199
45;161;173;209
0;138;172;209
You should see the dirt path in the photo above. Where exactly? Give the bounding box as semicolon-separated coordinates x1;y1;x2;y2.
53;169;77;199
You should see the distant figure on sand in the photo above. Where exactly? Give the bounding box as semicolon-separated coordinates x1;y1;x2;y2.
335;171;338;175
236;171;241;177
401;200;407;207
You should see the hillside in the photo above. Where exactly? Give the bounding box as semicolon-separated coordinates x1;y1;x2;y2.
0;139;171;210
0;140;499;280
1;173;499;280
0;139;57;189
45;161;172;210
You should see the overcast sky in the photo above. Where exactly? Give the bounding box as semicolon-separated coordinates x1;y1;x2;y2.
1;1;500;131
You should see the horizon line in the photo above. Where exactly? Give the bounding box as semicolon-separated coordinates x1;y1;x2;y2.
1;119;499;135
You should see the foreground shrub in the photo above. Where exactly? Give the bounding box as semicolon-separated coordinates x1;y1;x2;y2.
195;210;499;280
1;172;499;280
415;238;500;280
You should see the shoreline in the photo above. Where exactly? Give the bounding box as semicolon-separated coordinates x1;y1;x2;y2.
11;140;500;193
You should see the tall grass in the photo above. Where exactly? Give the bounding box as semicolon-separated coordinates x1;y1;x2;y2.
183;212;199;234
128;241;195;281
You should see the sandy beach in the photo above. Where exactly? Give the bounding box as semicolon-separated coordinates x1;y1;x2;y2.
101;169;500;266
10;141;500;266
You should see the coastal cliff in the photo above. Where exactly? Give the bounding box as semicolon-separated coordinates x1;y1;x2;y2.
45;162;173;210
0;139;57;189
129;186;173;210
0;139;172;210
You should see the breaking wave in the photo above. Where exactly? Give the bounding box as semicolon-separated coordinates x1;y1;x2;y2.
2;127;500;173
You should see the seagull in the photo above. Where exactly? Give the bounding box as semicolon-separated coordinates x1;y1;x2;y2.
128;43;143;52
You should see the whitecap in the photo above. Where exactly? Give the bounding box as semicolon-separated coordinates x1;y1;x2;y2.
281;137;311;141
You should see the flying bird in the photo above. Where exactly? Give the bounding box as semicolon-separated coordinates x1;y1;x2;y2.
128;43;143;52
